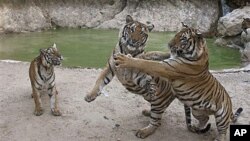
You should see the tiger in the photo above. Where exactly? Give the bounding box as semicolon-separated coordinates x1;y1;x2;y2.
29;43;63;116
114;24;243;141
84;15;210;138
242;18;250;34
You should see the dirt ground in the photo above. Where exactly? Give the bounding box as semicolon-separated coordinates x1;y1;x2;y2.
0;60;249;141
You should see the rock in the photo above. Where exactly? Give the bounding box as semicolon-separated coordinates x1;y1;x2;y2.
241;28;250;43
47;2;123;28
98;0;219;32
217;6;250;36
240;42;250;66
0;6;51;33
103;116;109;120
0;0;219;33
215;35;243;49
240;28;250;66
225;0;249;9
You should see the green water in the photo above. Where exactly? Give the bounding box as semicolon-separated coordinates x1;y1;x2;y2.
0;28;241;70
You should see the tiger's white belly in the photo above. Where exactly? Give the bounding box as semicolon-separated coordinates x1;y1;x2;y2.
34;66;55;93
115;68;134;83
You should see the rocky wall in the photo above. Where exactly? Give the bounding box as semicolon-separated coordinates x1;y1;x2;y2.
0;0;220;33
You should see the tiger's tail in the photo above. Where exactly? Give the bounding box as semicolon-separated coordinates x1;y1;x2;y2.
184;105;211;134
232;107;243;123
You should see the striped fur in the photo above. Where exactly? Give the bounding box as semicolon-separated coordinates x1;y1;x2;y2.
114;25;243;141
85;15;200;138
29;43;63;116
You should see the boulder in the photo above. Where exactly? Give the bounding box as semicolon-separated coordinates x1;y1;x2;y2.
241;42;250;66
98;0;219;32
240;28;250;66
0;0;220;33
217;6;250;36
215;35;243;48
0;6;50;33
241;28;250;43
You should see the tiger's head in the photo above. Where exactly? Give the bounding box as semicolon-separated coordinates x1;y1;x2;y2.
119;15;154;56
168;23;207;60
242;18;250;34
40;43;63;67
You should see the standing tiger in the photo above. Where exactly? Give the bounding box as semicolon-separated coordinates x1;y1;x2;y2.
84;15;209;138
29;43;63;116
114;24;243;141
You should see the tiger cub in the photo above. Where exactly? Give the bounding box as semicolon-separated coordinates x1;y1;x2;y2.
29;43;63;116
242;18;250;34
114;24;243;141
84;15;209;138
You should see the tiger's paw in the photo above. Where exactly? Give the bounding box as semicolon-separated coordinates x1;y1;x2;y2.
135;124;157;139
142;109;151;117
187;123;211;134
214;134;226;141
84;95;96;103
34;108;44;116
51;109;62;116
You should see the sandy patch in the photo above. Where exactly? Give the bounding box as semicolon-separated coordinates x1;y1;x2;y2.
0;61;249;141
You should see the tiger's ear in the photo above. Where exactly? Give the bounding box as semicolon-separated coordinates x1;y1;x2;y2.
126;15;133;24
181;22;189;28
52;43;57;50
196;33;203;38
196;30;203;39
146;21;154;32
40;49;46;55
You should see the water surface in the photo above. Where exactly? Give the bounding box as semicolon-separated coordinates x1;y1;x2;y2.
0;28;241;69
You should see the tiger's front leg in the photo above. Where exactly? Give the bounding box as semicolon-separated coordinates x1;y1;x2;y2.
85;66;114;102
214;107;231;141
49;87;61;116
32;88;44;116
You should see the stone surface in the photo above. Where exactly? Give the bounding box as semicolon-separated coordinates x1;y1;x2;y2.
240;28;250;66
0;6;50;33
98;0;219;32
0;0;219;33
0;60;249;141
241;28;250;43
215;35;243;48
217;6;250;36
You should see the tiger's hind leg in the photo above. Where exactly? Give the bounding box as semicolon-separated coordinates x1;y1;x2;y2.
189;109;211;134
85;66;114;102
32;88;43;116
49;87;61;116
136;107;164;138
214;107;231;141
136;90;175;138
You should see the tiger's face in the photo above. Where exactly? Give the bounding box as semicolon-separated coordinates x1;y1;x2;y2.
242;18;250;34
119;15;154;55
40;43;63;66
168;24;205;60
